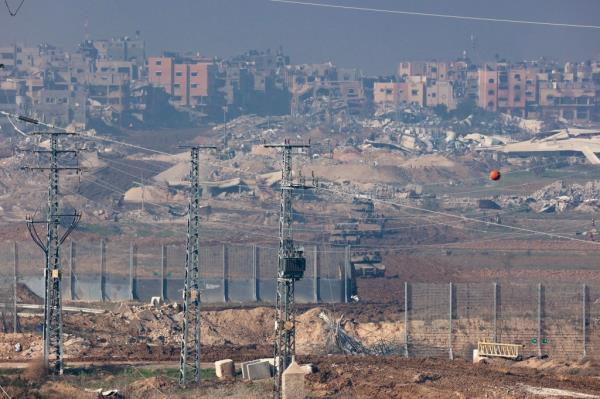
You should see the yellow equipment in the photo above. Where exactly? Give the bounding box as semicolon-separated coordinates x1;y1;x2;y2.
477;341;523;360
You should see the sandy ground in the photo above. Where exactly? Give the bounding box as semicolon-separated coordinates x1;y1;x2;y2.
2;355;599;399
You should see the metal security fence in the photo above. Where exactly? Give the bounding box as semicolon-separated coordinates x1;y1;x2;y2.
0;242;17;333
401;282;600;360
3;240;600;361
2;240;350;305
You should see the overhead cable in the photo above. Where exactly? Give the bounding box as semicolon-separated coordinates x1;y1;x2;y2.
269;0;600;30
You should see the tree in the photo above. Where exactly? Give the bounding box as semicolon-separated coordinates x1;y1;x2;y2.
433;104;449;119
451;98;480;120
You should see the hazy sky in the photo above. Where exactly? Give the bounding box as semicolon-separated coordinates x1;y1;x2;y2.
2;0;599;74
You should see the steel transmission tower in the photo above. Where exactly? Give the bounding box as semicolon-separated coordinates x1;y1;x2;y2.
264;139;315;398
179;145;216;386
25;131;81;375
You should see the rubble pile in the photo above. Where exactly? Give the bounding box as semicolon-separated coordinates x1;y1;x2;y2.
527;180;600;213
484;180;600;214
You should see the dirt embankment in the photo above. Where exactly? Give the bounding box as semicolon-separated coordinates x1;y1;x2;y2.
305;355;600;399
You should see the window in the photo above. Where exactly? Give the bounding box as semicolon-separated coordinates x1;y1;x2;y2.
191;84;198;88
487;101;494;108
576;96;590;104
513;85;521;91
577;110;589;119
488;78;495;84
155;60;162;65
411;89;418;96
191;72;198;77
431;93;437;98
176;72;183;76
488;90;495;96
385;89;392;95
514;74;521;81
514;96;521;102
431;67;437;73
174;83;181;88
155;71;162;76
561;97;575;105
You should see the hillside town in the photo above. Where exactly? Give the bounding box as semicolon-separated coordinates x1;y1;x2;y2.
0;33;599;131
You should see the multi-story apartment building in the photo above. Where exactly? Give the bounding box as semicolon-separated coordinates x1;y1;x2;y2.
478;65;538;117
373;81;403;112
538;81;595;123
373;78;426;110
425;80;456;110
397;61;450;81
148;53;217;109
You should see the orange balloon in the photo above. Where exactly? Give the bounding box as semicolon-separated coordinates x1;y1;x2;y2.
489;169;501;181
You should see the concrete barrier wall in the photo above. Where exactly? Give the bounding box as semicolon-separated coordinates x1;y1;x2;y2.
10;241;351;304
19;275;345;304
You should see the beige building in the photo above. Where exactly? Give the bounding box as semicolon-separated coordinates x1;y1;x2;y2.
373;82;404;111
425;80;456;110
407;79;426;107
397;61;449;81
373;79;426;110
538;81;595;123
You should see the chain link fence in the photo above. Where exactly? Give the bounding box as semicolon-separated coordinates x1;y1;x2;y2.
401;282;599;360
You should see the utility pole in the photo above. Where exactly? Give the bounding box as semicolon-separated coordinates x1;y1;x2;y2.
24;131;81;375
2;111;83;376
264;139;316;398
179;145;216;386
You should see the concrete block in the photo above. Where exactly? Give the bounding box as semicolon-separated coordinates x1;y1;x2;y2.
282;358;311;399
473;349;483;364
259;357;275;366
240;360;255;380
246;360;273;381
215;359;235;379
241;358;274;380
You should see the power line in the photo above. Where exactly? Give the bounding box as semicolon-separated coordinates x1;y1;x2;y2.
4;0;24;16
4;113;597;251
268;0;600;30
321;187;600;246
75;160;593;249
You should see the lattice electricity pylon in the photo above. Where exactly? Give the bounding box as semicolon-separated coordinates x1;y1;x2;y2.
264;139;317;398
179;145;216;386
24;131;81;375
